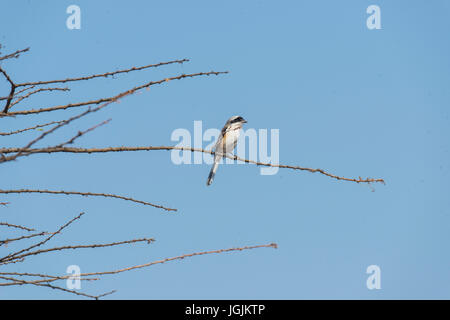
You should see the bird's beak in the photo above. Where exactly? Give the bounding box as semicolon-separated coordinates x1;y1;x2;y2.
242;119;247;123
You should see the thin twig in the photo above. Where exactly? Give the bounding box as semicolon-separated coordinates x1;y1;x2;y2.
56;119;111;147
14;85;36;96
16;59;189;87
0;120;65;136
78;243;278;278
8;279;109;299
9;87;70;109
10;237;155;261
0;258;25;266
0;272;100;287
0;213;85;263
0;189;176;211
0;222;35;232
1;244;277;288
0;85;36;101
0;231;53;247
0;66;16;113
0;47;30;61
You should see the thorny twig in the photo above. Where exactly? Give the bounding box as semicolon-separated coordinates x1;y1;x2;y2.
15;58;189;87
8;87;70;109
0;231;53;247
0;222;35;232
0;189;176;212
0;120;66;136
0;47;30;62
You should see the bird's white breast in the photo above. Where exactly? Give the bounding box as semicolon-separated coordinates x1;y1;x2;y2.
217;127;241;154
225;127;241;145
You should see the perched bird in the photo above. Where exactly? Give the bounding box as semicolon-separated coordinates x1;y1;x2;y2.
207;116;247;186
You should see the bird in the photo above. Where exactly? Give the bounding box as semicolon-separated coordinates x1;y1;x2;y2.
206;115;247;186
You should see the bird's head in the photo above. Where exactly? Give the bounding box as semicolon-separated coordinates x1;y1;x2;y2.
226;115;247;129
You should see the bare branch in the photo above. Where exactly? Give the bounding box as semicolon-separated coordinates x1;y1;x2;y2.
56;118;111;147
1;80;141;163
0;189;176;212
0;274;99;286
0;222;35;232
0;231;52;247
9;237;155;261
0;258;25;266
0;47;30;62
1;95;117;162
7;279;110;299
0;243;277;299
14;85;36;96
0;120;66;136
16;58;189;87
0;66;16;113
0;146;386;185
9;87;70;109
1;112;88;162
78;243;278;278
0;85;36;101
0;67;15;85
0;71;228;117
1;212;85;263
0;47;30;61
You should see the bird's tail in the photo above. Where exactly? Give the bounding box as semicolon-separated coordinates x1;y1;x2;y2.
206;161;219;186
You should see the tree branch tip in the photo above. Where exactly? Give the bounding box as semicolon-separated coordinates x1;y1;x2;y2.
96;289;117;299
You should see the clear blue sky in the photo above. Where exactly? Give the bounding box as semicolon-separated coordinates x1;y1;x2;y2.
1;0;449;299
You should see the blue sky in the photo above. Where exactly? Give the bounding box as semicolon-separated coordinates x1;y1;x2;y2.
0;0;449;299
